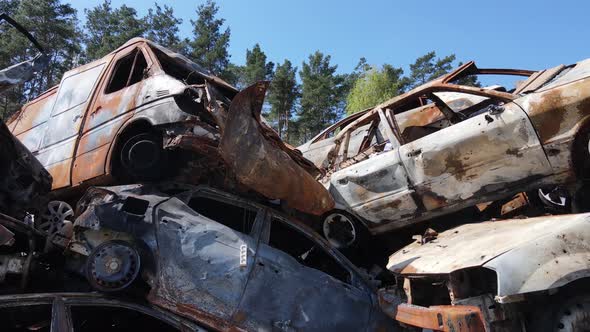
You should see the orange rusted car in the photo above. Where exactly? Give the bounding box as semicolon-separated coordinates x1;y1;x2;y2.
6;39;334;219
6;38;240;194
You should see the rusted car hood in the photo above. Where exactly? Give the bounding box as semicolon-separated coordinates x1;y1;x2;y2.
219;82;335;216
387;213;590;275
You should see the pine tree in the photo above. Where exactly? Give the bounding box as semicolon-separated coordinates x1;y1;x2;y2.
189;0;230;76
298;51;346;141
406;51;480;89
241;43;274;86
145;3;187;54
84;0;146;61
267;59;298;141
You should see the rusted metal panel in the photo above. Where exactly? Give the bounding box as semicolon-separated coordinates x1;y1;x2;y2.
394;303;485;332
219;82;334;216
400;102;551;209
518;70;590;145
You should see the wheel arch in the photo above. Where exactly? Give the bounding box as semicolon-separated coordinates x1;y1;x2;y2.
105;118;155;175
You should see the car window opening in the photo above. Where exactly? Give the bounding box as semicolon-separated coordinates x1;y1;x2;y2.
106;49;147;94
268;217;351;284
70;305;179;332
188;196;256;235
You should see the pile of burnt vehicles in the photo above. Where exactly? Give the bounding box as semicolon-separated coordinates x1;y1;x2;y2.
3;15;590;332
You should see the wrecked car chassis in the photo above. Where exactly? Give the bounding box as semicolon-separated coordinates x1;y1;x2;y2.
299;59;590;249
7;38;333;219
63;184;394;331
382;213;590;331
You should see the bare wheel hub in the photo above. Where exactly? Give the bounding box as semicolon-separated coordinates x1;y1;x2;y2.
86;240;140;292
323;213;357;249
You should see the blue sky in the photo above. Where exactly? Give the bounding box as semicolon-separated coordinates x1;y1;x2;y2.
69;0;587;78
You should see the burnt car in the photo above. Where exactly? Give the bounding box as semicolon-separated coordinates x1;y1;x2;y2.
5;38;333;219
381;213;590;331
5;37;237;192
0;14;51;217
298;59;590;248
0;292;208;331
60;184;396;332
1;120;51;217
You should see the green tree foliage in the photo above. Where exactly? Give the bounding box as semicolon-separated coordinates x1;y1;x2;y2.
189;0;230;76
346;64;404;115
297;51;346;141
241;43;274;86
0;0;82;119
145;3;188;55
84;0;146;61
406;51;479;89
267;59;298;141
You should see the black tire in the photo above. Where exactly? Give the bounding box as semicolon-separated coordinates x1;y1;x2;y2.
119;132;166;181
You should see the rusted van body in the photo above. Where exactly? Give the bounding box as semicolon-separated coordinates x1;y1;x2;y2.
7;38;237;193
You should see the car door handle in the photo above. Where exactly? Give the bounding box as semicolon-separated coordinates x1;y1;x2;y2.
407;149;422;157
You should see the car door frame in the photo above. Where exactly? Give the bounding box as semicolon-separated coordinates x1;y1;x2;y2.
233;209;374;330
72;41;156;185
150;187;266;327
34;57;112;190
397;86;552;222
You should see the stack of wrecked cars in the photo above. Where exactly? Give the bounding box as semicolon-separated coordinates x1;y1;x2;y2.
0;19;394;331
3;11;590;330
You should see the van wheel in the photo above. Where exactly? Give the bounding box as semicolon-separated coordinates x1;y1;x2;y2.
322;212;366;249
119;132;166;180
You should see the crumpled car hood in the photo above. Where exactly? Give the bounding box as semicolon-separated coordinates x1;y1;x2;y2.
387;213;590;275
219;82;334;216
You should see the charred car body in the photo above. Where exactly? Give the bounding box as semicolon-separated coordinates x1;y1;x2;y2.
5;37;333;220
299;59;590;248
0;14;51;217
53;183;396;332
382;213;590;331
6;37;237;193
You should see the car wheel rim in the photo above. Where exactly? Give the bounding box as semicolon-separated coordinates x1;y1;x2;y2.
37;201;74;237
323;213;356;248
86;240;141;292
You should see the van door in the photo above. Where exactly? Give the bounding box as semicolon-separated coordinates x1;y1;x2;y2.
73;45;152;185
35;60;109;189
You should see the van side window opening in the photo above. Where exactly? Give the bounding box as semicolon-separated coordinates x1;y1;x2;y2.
188;195;256;235
268;217;351;284
106;49;147;94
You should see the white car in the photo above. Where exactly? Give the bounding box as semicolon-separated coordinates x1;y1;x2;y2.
299;60;590;248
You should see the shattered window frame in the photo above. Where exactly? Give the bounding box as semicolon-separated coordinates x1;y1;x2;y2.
187;193;259;236
263;214;355;285
104;47;149;95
